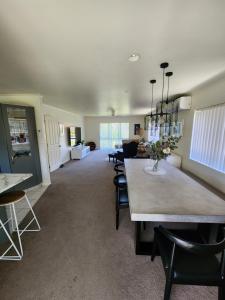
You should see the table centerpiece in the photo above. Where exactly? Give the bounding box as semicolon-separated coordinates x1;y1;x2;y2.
145;136;180;173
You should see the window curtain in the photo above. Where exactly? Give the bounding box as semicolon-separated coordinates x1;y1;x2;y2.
190;104;225;174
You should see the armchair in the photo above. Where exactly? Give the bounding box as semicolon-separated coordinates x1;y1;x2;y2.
114;141;138;162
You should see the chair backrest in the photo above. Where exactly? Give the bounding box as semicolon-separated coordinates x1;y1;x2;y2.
156;226;225;256
114;163;125;174
113;174;127;189
123;142;138;158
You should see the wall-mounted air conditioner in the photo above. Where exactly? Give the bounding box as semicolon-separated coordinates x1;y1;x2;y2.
176;96;192;111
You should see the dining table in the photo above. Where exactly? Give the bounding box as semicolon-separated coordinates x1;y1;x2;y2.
124;158;225;255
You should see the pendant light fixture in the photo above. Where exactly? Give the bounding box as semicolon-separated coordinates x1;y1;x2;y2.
149;79;156;135
145;62;177;137
165;71;173;134
144;79;156;130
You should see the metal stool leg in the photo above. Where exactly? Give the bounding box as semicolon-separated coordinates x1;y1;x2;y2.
22;194;41;232
0;219;22;261
12;203;23;257
0;192;41;261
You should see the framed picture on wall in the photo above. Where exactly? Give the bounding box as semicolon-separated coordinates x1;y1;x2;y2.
134;124;140;135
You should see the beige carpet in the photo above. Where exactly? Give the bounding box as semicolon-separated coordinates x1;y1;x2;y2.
0;150;217;300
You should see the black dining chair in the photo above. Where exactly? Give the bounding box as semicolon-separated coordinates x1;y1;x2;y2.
113;165;146;230
151;225;225;300
113;174;129;230
114;162;125;174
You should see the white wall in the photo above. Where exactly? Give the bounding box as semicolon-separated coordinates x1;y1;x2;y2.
43;104;84;164
175;74;225;193
84;115;145;148
0;94;51;186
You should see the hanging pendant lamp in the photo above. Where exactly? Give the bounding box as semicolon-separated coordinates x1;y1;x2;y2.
145;61;177;136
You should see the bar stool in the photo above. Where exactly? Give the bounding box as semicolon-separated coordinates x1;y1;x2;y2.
0;190;41;261
113;174;129;230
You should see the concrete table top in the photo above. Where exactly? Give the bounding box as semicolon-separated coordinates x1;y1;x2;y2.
0;173;32;194
125;159;225;223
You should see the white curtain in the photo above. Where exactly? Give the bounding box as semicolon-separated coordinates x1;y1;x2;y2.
190;104;225;173
100;123;129;149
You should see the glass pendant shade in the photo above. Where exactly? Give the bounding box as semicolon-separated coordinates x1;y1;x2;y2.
145;61;178;138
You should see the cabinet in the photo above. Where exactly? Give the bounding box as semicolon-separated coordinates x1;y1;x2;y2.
0;104;42;190
71;145;90;159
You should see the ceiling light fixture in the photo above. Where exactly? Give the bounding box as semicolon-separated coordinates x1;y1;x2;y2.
145;62;179;137
128;53;140;62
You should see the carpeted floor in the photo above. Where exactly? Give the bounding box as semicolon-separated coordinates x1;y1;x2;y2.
0;150;217;300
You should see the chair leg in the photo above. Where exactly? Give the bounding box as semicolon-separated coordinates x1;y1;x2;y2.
164;279;172;300
116;208;119;230
218;285;225;300
143;221;146;230
151;234;157;261
115;187;119;230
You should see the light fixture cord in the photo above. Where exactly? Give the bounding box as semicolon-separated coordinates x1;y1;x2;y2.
167;76;170;103
171;99;175;123
166;75;170;123
161;68;165;114
151;83;154;114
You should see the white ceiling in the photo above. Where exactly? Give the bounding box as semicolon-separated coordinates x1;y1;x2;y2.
0;0;225;116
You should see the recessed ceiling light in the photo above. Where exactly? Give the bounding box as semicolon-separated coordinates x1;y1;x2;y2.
128;53;140;62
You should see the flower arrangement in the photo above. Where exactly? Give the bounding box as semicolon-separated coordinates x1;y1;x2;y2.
145;136;180;171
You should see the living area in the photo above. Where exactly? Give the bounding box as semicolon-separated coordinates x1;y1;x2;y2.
1;1;225;300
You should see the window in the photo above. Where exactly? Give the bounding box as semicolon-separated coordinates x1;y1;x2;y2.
100;123;129;149
190;104;225;174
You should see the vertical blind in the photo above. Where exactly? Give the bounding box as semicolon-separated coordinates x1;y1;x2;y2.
190;104;225;174
100;123;129;149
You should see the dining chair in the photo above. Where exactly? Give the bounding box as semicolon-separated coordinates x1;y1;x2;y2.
113;163;146;230
114;162;125;174
113;174;129;230
151;225;225;300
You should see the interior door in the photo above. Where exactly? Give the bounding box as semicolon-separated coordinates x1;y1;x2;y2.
45;116;61;172
1;104;42;188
